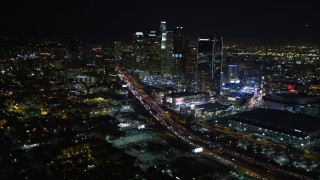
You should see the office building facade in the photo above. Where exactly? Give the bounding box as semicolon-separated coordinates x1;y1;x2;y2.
196;37;224;94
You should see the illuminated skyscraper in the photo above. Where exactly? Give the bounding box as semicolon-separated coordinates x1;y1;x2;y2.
173;27;185;59
160;21;167;50
185;46;197;82
213;36;224;94
161;30;174;76
166;30;173;56
133;32;145;63
196;37;214;92
102;43;115;69
196;36;224;94
114;41;122;64
172;27;186;77
132;32;148;71
146;30;161;74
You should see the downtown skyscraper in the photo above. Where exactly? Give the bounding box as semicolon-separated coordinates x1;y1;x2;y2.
196;36;224;95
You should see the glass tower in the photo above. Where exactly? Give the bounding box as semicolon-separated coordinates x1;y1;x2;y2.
160;21;167;50
196;36;224;94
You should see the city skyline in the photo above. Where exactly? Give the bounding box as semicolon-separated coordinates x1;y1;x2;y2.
1;0;320;44
1;1;320;179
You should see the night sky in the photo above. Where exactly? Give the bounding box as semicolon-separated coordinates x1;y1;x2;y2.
1;0;320;44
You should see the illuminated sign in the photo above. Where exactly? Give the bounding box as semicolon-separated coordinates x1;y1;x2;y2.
199;38;210;41
294;129;301;133
228;97;236;101
172;54;182;58
192;147;203;153
175;98;184;105
288;84;294;90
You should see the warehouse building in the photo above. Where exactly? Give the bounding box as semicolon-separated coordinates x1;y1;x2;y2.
228;109;320;147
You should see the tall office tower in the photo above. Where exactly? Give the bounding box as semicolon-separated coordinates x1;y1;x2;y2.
196;37;215;92
166;31;174;56
172;27;186;77
114;41;122;65
196;37;224;94
173;27;185;59
161;30;174;76
102;43;116;69
66;39;82;60
185;46;197;83
213;37;224;94
183;38;190;75
132;32;146;70
160;21;167;50
228;64;240;83
146;30;161;75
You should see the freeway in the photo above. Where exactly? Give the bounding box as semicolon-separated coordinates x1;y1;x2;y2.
115;67;312;180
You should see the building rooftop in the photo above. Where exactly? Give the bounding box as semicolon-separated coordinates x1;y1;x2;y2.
166;92;209;98
274;93;316;98
224;92;253;98
222;83;244;90
263;93;319;105
195;103;229;111
234;109;320;134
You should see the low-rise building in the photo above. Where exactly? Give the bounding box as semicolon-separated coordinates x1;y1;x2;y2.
73;75;97;85
164;92;210;110
228;109;320;147
263;93;320;117
193;103;229;118
220;92;253;105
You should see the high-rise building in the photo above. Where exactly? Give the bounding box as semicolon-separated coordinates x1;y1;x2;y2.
66;39;82;60
185;46;197;82
133;32;146;70
228;64;240;83
160;21;167;50
172;27;186;77
114;41;122;65
146;30;161;74
102;43;116;70
173;27;185;59
196;37;214;92
196;37;224;94
161;30;174;76
133;32;144;62
166;30;174;57
213;37;224;94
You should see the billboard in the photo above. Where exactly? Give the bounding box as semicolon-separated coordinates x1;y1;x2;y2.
175;98;184;105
